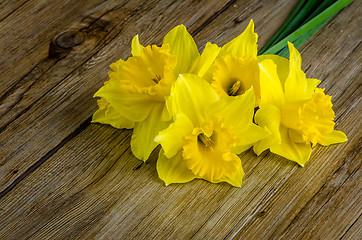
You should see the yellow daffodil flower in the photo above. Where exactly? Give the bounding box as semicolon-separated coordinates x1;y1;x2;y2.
92;26;205;161
194;20;269;106
155;74;267;187
254;42;347;166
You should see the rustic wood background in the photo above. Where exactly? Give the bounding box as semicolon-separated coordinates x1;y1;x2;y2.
0;0;360;239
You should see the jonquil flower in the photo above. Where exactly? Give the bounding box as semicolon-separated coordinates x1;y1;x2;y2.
193;20;258;103
155;74;267;186
197;20;289;107
254;42;347;166
92;25;207;161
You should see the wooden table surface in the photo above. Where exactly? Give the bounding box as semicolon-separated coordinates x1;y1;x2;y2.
0;0;361;239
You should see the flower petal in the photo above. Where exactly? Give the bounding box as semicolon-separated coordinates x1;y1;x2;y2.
131;34;144;56
284;42;319;102
219;20;258;58
92;98;135;129
92;108;107;124
253;104;282;155
258;59;285;108
232;123;268;154
206;88;255;129
104;105;135;129
94;80;155;122
163;25;200;73
257;54;289;86
218;158;245;187
319;130;347;146
155;113;194;158
131;102;171;161
191;42;220;79
157;150;197;186
270;125;312;167
167;74;219;125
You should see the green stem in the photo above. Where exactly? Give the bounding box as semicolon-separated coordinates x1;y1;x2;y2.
268;0;319;48
262;0;354;56
301;0;337;25
259;0;308;54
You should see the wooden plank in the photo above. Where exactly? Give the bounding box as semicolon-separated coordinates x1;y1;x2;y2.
0;0;359;239
0;0;232;191
341;214;362;240
280;153;361;239
0;0;29;22
0;0;121;94
193;0;300;49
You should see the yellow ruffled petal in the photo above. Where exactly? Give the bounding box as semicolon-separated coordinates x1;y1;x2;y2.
258;59;285;108
167;74;219;125
118;44;177;100
284;42;319;102
157;150;197;186
253;104;282;155
270;125;312;167
163;25;199;73
131;34;144;56
319;130;347;146
131;102;171;161
155;113;194;158
282;88;338;146
191;42;220;79
257;54;289;86
219;20;258;58
107;59;125;83
183;128;241;182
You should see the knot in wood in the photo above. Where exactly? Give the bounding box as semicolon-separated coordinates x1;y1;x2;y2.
55;30;84;49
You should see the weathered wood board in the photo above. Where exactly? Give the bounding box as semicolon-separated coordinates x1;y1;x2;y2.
0;0;360;239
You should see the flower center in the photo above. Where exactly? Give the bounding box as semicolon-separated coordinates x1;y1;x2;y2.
228;80;241;96
197;133;215;149
151;74;162;84
211;54;260;104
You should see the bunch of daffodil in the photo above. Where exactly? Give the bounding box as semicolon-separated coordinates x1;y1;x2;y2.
92;19;347;187
254;42;347;166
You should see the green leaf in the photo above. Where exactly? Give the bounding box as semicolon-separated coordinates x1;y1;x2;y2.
262;0;354;56
260;0;309;54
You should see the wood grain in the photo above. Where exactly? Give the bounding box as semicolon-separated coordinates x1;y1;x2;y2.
0;0;231;191
0;0;360;239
